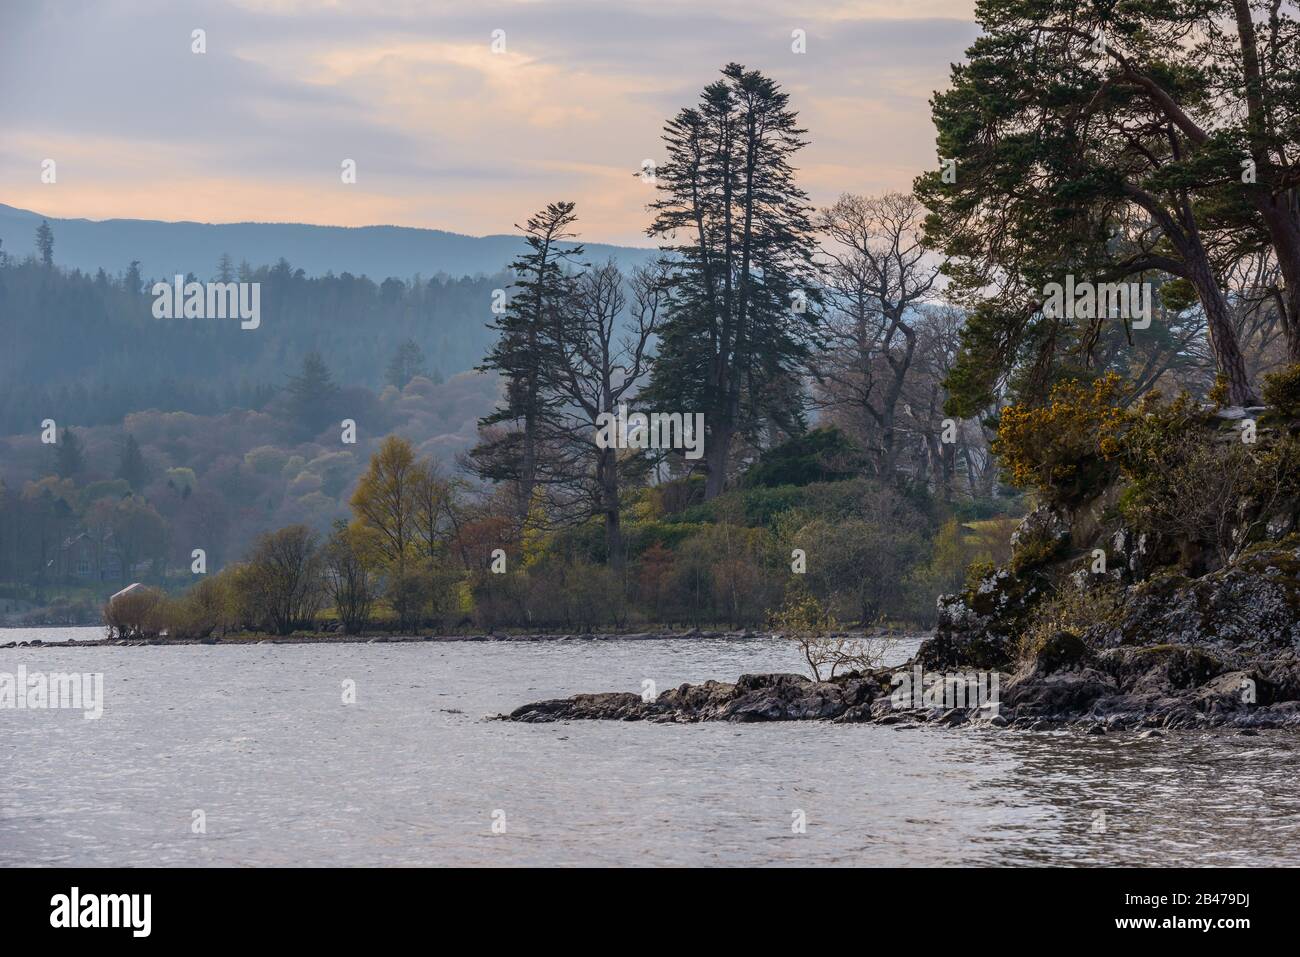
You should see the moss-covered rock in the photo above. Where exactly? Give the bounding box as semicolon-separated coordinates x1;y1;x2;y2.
1025;630;1091;673
1076;543;1300;653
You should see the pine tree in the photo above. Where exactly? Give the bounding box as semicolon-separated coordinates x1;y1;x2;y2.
123;261;143;296
116;433;149;491
645;64;820;498
469;201;584;521
55;426;84;479
386;338;428;389
216;253;235;283
913;0;1260;406
287;351;340;435
35;220;54;268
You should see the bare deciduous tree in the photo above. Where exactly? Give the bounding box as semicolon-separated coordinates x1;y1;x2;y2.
543;260;668;568
812;192;941;478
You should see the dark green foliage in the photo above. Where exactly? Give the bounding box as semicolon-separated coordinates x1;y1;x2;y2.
624;521;708;556
667;478;900;529
469;201;584;509
385;338;428;389
742;427;864;489
916;0;1258;408
35;220;54;267
477;202;583;429
644;63;821;496
54;426;85;479
115;433;149;492
941;301;1026;419
286;351;340;436
0;256;503;433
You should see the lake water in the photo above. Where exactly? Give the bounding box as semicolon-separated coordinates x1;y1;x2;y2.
3;626;1299;866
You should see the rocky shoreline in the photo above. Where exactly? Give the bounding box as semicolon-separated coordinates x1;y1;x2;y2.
504;633;1300;732
0;628;793;649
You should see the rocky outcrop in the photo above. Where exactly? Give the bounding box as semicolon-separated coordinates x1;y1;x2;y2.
992;636;1300;729
1077;544;1300;652
507;672;891;725
503;642;1300;731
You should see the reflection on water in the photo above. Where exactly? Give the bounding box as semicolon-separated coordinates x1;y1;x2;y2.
2;630;1298;866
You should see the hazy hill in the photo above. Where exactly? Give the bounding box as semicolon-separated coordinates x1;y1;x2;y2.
0;202;657;281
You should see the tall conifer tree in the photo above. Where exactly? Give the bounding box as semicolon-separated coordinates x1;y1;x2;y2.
645;64;820;498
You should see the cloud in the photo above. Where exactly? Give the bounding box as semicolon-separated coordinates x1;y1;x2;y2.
0;0;978;244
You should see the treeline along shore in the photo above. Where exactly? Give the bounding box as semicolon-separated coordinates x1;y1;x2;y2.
65;423;981;645
3;627;908;649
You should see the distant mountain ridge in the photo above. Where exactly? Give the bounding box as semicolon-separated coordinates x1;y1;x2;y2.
0;202;658;280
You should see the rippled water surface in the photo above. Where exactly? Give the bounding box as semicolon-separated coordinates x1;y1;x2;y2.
3;627;1299;866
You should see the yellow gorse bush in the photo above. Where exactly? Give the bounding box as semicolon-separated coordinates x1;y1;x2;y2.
994;373;1129;505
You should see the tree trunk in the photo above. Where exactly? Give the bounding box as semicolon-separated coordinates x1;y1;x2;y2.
1186;259;1258;405
1257;198;1300;364
1229;0;1300;363
880;408;898;478
598;446;623;571
704;424;731;499
877;321;917;479
518;405;536;525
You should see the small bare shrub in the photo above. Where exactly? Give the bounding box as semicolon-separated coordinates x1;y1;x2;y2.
103;586;167;640
768;589;893;681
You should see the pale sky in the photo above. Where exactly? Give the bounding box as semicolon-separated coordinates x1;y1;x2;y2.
0;0;978;246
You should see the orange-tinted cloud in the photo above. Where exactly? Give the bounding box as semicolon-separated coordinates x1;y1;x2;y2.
0;0;978;245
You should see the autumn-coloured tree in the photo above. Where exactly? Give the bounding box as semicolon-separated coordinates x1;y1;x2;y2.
349;435;418;570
